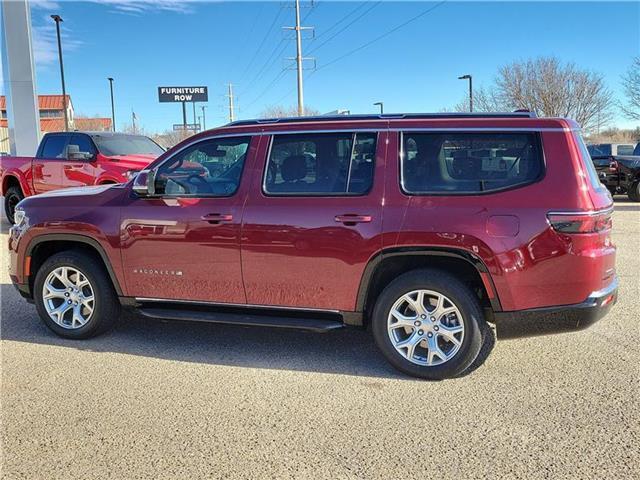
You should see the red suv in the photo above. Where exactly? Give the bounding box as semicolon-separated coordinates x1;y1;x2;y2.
8;113;618;379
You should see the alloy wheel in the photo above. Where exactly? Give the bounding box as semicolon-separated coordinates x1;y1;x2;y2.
42;266;95;329
387;289;465;366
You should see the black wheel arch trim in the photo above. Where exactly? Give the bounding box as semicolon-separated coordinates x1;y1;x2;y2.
25;233;123;297
355;246;502;313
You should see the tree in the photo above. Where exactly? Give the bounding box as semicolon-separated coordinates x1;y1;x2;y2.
452;57;613;131
260;105;320;118
621;57;640;120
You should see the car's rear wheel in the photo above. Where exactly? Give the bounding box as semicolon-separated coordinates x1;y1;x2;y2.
4;186;24;224
628;181;640;202
34;251;120;339
371;269;484;380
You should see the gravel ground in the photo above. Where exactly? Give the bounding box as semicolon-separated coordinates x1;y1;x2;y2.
1;200;638;479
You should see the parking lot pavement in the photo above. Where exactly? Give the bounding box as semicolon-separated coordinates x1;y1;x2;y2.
1;201;638;480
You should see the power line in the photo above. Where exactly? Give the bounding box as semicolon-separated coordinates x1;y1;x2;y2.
307;1;381;55
312;2;368;41
237;6;284;85
239;2;316;102
315;0;448;73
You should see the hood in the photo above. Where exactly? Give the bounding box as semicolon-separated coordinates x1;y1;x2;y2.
31;184;116;199
104;153;158;169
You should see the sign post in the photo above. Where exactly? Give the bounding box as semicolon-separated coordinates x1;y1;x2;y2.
158;86;208;133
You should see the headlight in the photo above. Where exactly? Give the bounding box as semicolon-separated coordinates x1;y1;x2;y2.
13;207;26;227
124;170;140;181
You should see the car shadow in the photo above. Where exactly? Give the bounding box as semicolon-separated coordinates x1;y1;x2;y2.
1;284;495;380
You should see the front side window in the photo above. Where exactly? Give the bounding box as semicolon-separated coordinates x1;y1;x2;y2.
401;132;543;194
68;134;96;156
264;132;376;195
154;136;250;197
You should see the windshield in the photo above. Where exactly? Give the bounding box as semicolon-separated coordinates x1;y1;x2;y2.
92;135;164;157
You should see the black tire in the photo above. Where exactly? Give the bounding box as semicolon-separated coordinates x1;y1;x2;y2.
628;181;640;202
371;269;484;380
4;185;24;224
34;250;120;339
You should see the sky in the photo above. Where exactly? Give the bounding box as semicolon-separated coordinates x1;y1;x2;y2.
2;0;639;133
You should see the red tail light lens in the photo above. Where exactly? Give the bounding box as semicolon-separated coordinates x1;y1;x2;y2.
547;209;613;234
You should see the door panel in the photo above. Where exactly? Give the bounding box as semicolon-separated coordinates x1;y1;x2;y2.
241;131;387;311
33;135;68;193
120;135;258;303
62;134;98;187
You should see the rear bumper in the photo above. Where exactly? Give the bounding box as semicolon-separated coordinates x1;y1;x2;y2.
492;277;618;339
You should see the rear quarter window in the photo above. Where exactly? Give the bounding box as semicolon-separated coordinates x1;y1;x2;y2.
400;132;543;194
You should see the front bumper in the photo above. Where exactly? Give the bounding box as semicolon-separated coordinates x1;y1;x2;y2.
492;277;618;339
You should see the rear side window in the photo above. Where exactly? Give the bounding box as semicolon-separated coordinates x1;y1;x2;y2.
574;133;605;190
401;132;543;194
264;132;376;195
40;135;68;159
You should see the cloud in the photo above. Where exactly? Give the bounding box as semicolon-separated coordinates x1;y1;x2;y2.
31;21;82;68
31;1;198;15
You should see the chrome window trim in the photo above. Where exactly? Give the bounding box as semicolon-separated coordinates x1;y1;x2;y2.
149;133;254;199
260;131;378;197
398;130;547;196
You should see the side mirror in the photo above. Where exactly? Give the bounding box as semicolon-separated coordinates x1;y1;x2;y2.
132;169;156;196
67;144;94;161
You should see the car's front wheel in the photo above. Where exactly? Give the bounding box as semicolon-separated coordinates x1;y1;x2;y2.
34;251;120;339
4;185;24;224
371;269;484;380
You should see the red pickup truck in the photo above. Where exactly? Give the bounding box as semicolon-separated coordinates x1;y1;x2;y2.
1;131;164;223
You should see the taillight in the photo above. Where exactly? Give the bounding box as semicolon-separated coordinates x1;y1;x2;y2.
547;209;613;234
608;160;619;172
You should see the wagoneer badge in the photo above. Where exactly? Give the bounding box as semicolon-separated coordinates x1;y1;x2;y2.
133;268;183;276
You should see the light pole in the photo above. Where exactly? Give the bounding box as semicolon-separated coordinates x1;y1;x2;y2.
107;77;115;131
51;15;69;131
458;74;473;112
374;102;384;114
201;105;207;131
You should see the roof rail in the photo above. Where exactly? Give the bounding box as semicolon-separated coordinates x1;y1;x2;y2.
225;111;538;127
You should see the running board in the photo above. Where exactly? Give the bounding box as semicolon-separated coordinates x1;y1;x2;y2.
136;306;345;333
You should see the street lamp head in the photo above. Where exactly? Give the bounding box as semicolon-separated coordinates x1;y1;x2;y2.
50;14;63;22
373;102;383;106
107;77;114;82
458;74;471;80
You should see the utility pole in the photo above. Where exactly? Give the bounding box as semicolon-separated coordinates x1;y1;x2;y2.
201;105;207;130
284;0;314;116
107;77;115;131
131;109;136;134
181;101;187;130
226;83;236;123
192;101;197;126
51;15;69;131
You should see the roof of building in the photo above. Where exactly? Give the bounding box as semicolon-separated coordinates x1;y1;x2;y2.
0;117;111;132
0;94;73;110
75;117;112;130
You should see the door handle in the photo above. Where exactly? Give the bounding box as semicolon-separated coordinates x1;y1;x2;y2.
335;214;372;225
201;213;233;224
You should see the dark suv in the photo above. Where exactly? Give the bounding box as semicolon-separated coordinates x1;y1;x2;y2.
8;113;618;380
